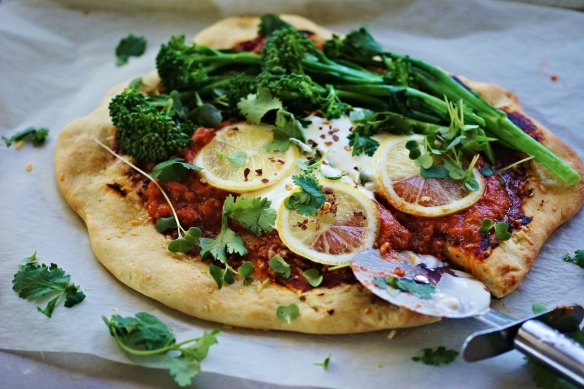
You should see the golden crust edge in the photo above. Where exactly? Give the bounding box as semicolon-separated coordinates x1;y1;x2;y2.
54;16;437;334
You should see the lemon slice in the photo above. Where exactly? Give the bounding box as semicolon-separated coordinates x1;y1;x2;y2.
277;180;379;265
375;135;485;217
195;123;297;193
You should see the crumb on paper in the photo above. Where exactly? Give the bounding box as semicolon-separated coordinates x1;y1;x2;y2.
375;363;383;368
25;163;33;172
16;140;25;149
387;329;397;340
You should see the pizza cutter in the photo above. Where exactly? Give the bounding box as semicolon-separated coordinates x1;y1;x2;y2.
352;249;584;387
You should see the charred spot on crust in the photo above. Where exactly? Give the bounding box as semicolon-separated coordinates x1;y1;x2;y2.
506;111;542;141
106;182;127;197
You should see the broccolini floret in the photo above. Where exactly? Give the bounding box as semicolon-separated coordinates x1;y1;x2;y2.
109;88;193;163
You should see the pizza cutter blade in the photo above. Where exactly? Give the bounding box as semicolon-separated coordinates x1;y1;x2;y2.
352;249;584;387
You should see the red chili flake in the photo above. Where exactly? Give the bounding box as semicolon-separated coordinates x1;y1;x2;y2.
325;141;333;146
255;169;263;176
318;126;323;130
243;168;251;181
276;159;285;165
307;139;317;146
324;187;333;195
550;74;558;81
394;267;406;277
261;178;270;183
332;135;339;142
320;134;326;139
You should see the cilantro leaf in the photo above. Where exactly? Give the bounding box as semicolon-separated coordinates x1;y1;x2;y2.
237;89;283;124
302;268;323;287
223;195;275;235
412;346;459;366
420;165;449;179
12;252;86;317
276;304;300;324
200;227;246;263
216;150;247;168
151;157;201;183
347;131;379;157
314;353;332;369
284;173;326;216
266;109;306;151
115;34;147;66
103;312;220;387
563;250;584;268
2;127;49;148
269;255;291;278
167;357;201;387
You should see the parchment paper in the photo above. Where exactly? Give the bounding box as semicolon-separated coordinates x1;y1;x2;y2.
1;0;583;387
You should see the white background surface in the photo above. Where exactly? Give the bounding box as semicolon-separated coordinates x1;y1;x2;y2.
1;0;583;387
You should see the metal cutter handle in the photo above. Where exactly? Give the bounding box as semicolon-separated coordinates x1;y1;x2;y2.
515;320;584;387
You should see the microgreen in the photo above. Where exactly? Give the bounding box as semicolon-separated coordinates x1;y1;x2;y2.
478;219;511;241
479;165;494;177
115;34;147;66
2;127;49;148
284;173;327;216
150;157;201;183
156;216;177;232
302;268;323;287
12;251;85;317
314;353;332;369
563;250;584;268
103;312;220;387
532;303;548;315
269;255;291;279
276;304;300;324
94;139;198;253
412;346;459;366
478;219;494;234
216;150;247;168
384;276;435;300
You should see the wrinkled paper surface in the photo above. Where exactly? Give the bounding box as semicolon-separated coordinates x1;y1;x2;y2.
1;0;583;387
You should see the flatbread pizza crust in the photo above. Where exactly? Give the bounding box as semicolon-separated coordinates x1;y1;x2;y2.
55;15;584;333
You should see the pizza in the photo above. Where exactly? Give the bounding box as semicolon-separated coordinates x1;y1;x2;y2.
54;14;584;334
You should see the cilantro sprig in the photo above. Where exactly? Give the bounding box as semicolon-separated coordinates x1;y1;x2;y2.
12;251;85;317
284;173;327;216
412;346;459;366
2;127;49;148
201;194;275;288
103;312;219;387
563;250;584;268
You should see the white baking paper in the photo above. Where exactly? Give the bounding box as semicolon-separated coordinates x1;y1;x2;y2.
1;0;583;387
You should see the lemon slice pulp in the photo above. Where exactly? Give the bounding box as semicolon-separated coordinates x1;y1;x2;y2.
195;123;297;193
277;180;379;266
375;135;485;217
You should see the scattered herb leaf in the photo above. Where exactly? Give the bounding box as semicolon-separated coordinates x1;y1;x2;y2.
532;303;548;315
237;261;255;278
563;250;584;268
222;195;275;235
302;268;323;287
150;157;201;183
347;130;379;157
269;255;291;279
478;219;494;234
479;165;494;177
12;251;85;317
168;227;201;253
238;89;283;125
200;227;246;263
420;165;449;179
2;127;49;148
156;216;178;233
412;347;459;366
314;353;332;369
284;173;326;216
276;304;300;324
216;150;247;168
115;34;147;66
494;222;511;241
103;312;219;387
384;276;435;299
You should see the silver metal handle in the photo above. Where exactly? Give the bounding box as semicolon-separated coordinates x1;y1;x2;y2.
514;320;584;387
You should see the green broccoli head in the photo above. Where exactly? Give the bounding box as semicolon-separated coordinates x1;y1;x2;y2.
262;25;314;74
109;88;192;163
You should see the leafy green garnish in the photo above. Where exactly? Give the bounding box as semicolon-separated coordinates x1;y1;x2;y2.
347;130;379;157
385;276;435;300
258;13;290;36
478;219;494;234
2;127;49;148
532;303;548;315
12;251;85;317
269;255;291;278
150;157;201;183
129;77;143;89
222;195;276;236
314;353;332;369
420;166;449;179
563;250;584;268
276;304;300;324
302;268;323;287
156;216;177;232
494;222;511;241
412;346;459;366
284;173;327;216
216;150;247;168
238;89;283;124
267;108;306;152
115;34;147;66
168;227;201;253
103;312;219;387
200;226;246;264
479;165;494;177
